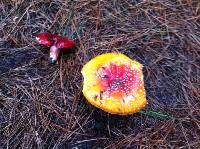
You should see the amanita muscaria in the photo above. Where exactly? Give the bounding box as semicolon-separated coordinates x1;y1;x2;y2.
81;53;147;115
36;32;75;63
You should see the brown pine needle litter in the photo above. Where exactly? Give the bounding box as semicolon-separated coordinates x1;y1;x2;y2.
0;0;200;148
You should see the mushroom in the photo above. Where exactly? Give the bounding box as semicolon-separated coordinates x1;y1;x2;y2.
35;32;54;47
81;53;147;115
36;32;75;63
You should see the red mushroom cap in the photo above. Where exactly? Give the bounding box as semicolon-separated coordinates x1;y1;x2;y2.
52;34;63;42
36;32;76;63
55;37;75;49
36;32;54;47
36;32;75;49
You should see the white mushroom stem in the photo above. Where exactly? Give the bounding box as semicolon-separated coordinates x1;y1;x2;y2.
49;45;59;62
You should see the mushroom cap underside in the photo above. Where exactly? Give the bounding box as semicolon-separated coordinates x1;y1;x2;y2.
81;53;147;115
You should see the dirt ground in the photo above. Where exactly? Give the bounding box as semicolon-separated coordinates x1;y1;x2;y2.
0;0;200;148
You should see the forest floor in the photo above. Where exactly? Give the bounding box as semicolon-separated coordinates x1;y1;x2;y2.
0;0;200;148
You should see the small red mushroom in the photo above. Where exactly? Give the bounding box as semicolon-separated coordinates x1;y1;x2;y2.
36;32;54;47
36;32;75;63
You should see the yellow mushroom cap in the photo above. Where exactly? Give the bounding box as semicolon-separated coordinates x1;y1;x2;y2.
81;53;147;115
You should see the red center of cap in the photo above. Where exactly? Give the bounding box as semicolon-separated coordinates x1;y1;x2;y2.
97;64;141;98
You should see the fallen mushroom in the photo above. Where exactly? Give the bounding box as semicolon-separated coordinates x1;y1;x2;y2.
36;32;75;63
81;53;147;115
